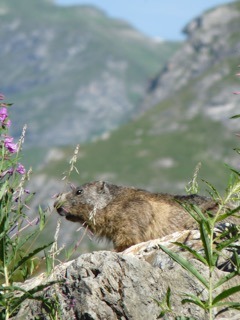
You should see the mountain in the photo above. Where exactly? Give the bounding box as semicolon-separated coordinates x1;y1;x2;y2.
0;0;179;146
39;1;240;197
16;1;240;252
141;1;240;123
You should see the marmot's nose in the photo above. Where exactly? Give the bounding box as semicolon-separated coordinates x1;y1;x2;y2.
55;206;67;216
53;196;62;210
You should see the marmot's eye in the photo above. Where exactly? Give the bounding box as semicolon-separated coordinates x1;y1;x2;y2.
76;189;83;195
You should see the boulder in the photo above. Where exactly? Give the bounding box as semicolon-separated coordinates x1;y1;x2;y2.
15;230;240;319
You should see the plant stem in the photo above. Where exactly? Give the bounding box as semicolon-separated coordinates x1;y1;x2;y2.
208;202;225;320
208;246;214;320
4;265;10;320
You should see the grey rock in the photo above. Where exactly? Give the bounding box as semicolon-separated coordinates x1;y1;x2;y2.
15;230;240;320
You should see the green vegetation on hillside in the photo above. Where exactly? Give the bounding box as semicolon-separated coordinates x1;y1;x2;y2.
0;0;179;146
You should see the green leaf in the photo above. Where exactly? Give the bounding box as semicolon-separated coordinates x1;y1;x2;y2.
45;250;54;275
192;204;209;222
177;203;199;223
173;242;208;265
235;250;240;272
14;230;36;252
216;234;240;251
10;242;53;277
181;293;206;309
214;270;239;289
202;179;221;201
226;165;240;177
213;301;240;309
159;244;209;289
10;280;62;314
216;204;240;222
180;203;207;224
212;285;240;305
38;205;46;231
233;148;240;155
230;114;240;119
166;286;171;309
0;181;8;200
199;221;213;267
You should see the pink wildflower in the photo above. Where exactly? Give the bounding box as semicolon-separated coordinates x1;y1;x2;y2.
16;163;25;175
233;91;240;95
0;163;26;179
0;107;8;122
4;119;11;128
4;136;18;153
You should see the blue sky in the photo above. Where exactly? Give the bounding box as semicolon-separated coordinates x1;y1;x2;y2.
56;0;235;40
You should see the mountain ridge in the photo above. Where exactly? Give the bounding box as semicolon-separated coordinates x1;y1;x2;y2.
0;0;179;146
141;1;240;123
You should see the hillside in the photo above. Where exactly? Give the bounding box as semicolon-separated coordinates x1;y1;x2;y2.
0;0;179;146
38;1;240;196
9;0;240;253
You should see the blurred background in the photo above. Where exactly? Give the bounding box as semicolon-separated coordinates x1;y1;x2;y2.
1;0;240;253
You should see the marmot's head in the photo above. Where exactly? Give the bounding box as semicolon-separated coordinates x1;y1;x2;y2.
54;181;114;223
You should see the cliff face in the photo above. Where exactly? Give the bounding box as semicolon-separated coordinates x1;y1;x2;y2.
142;2;240;128
0;0;178;146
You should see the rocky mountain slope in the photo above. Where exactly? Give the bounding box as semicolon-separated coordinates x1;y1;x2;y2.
40;1;240;194
142;2;240;125
0;0;178;146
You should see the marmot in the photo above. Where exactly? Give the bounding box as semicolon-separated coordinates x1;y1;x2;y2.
53;181;230;251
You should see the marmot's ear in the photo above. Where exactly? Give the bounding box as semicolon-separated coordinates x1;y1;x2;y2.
69;183;76;191
98;181;109;194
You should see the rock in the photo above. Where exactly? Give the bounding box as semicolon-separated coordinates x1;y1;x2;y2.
15;230;240;319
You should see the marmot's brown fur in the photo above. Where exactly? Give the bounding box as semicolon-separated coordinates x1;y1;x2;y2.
54;181;226;251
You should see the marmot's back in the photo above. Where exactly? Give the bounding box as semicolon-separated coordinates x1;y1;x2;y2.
54;181;225;251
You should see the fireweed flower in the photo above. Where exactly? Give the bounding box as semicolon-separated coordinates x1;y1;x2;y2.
16;163;25;175
0;163;26;178
4;136;18;153
4;119;11;128
0;107;8;122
